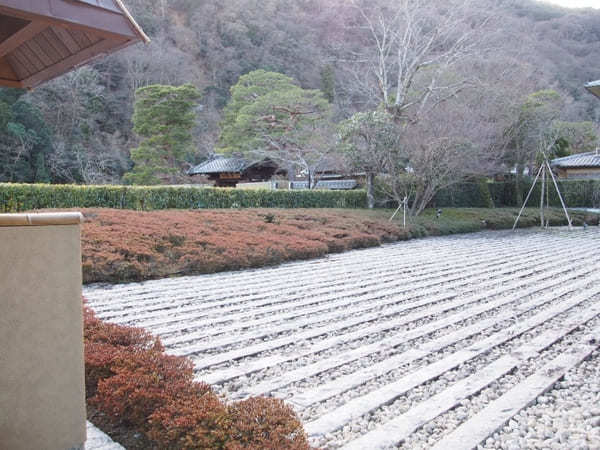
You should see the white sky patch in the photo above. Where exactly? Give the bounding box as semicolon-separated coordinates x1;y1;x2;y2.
539;0;600;8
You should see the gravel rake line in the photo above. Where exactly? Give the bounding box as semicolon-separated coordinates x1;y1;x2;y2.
87;237;527;316
160;239;597;346
283;272;597;409
87;231;567;309
429;335;600;450
249;269;595;400
199;263;594;386
194;256;595;380
157;249;566;346
101;239;579;332
341;310;600;449
128;252;518;331
98;241;541;326
84;239;466;306
84;236;505;302
187;256;594;370
303;285;600;438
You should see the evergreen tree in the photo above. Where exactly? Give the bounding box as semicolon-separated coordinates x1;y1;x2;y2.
218;70;333;187
125;84;201;185
0;88;53;183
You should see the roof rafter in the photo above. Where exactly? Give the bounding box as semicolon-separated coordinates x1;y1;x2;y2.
0;21;48;58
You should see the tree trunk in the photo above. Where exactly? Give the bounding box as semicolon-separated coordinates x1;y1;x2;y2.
366;172;375;209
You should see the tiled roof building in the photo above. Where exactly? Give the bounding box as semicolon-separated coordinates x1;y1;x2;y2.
551;151;600;179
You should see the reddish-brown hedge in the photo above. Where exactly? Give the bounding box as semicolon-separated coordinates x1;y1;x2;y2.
227;397;310;450
79;208;404;283
147;396;230;449
83;304;311;449
84;308;159;397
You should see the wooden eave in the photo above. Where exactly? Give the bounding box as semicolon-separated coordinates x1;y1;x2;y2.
585;81;600;100
0;0;148;89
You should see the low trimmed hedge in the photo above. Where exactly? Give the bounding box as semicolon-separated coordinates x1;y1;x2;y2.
0;183;368;212
436;179;600;209
432;179;494;208
3;180;599;212
489;179;600;208
84;304;310;449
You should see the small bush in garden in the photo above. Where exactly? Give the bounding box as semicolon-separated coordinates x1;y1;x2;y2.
84;305;160;396
83;302;310;449
147;395;230;449
226;397;310;450
93;350;210;431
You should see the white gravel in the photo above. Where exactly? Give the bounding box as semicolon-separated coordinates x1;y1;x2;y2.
85;421;124;450
85;227;600;449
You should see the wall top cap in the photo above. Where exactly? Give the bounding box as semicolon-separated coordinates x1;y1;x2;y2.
0;212;84;227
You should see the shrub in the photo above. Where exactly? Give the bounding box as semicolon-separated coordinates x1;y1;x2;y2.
487;179;600;208
93;350;210;431
227;397;310;450
434;179;600;208
148;396;230;449
78;208;400;283
83;302;310;449
83;305;160;397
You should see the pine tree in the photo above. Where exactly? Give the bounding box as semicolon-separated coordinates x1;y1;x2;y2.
125;84;201;185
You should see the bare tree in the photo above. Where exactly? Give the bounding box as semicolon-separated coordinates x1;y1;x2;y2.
394;98;498;215
334;0;498;213
344;0;491;121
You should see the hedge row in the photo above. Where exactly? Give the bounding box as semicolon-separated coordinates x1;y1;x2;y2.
2;180;599;212
434;179;600;209
432;179;494;208
489;179;600;208
0;183;367;212
84;303;310;449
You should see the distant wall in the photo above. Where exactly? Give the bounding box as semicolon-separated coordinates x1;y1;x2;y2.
0;213;86;450
236;181;291;190
557;167;600;180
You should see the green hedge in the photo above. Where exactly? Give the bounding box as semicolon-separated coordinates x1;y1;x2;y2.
0;183;367;212
3;180;597;212
489;179;600;208
433;180;494;208
435;179;600;209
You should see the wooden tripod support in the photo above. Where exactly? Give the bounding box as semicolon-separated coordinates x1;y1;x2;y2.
512;153;572;231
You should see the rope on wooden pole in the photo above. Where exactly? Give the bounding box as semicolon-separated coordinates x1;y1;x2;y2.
389;197;408;229
540;165;545;228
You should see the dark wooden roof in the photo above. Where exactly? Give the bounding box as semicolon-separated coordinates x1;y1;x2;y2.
188;156;281;176
586;80;600;100
0;0;148;89
189;157;250;175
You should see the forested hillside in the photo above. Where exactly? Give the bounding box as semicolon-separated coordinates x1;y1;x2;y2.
0;0;599;185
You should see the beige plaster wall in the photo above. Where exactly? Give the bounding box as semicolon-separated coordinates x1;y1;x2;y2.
558;167;600;179
0;214;86;450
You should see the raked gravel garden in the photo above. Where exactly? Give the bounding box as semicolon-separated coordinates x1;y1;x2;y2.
84;227;600;449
